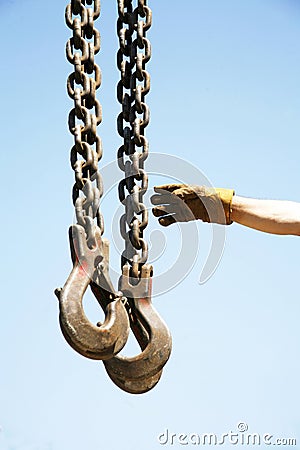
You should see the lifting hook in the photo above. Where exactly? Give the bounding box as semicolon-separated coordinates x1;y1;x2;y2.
55;224;130;360
95;265;172;394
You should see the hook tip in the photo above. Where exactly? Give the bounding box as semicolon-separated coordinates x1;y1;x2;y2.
54;288;62;300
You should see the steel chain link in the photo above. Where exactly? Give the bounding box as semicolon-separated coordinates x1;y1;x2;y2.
117;0;152;280
66;0;104;248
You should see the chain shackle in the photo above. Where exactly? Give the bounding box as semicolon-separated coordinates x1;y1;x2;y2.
66;0;104;247
117;0;152;280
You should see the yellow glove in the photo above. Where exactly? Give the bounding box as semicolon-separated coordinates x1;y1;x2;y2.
151;184;235;226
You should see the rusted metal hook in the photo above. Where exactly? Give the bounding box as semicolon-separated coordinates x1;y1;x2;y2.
105;368;163;394
55;224;130;360
98;265;172;394
92;275;163;394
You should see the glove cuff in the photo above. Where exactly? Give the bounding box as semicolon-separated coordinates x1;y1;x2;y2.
215;188;235;225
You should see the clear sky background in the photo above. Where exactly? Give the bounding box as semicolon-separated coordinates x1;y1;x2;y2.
0;0;300;449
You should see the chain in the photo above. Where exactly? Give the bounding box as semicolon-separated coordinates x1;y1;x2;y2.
117;0;152;280
66;0;104;248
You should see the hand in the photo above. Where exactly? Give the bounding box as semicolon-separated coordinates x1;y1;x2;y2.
151;184;234;226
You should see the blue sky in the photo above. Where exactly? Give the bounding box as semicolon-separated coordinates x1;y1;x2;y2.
0;0;300;449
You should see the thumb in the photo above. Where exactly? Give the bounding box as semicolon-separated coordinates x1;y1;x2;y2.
154;183;185;194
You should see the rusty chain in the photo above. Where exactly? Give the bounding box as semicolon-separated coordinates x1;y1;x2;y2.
61;1;172;393
65;0;152;278
66;0;104;248
117;0;152;281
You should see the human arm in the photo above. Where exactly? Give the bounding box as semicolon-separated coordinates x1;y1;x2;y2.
231;196;300;236
151;184;300;236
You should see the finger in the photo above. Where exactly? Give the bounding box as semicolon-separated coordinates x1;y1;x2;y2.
151;193;175;205
152;206;173;217
158;215;177;227
154;184;184;194
153;201;182;216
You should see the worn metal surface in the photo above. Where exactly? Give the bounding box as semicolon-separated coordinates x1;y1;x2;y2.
117;0;152;280
56;225;130;360
57;0;172;392
105;369;163;395
100;0;172;394
92;272;164;393
66;0;104;247
102;265;172;394
56;0;132;360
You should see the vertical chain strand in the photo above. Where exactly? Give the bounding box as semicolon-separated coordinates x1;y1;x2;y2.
66;0;104;248
117;0;152;280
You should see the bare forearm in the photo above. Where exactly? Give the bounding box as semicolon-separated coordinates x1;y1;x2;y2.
231;196;300;236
